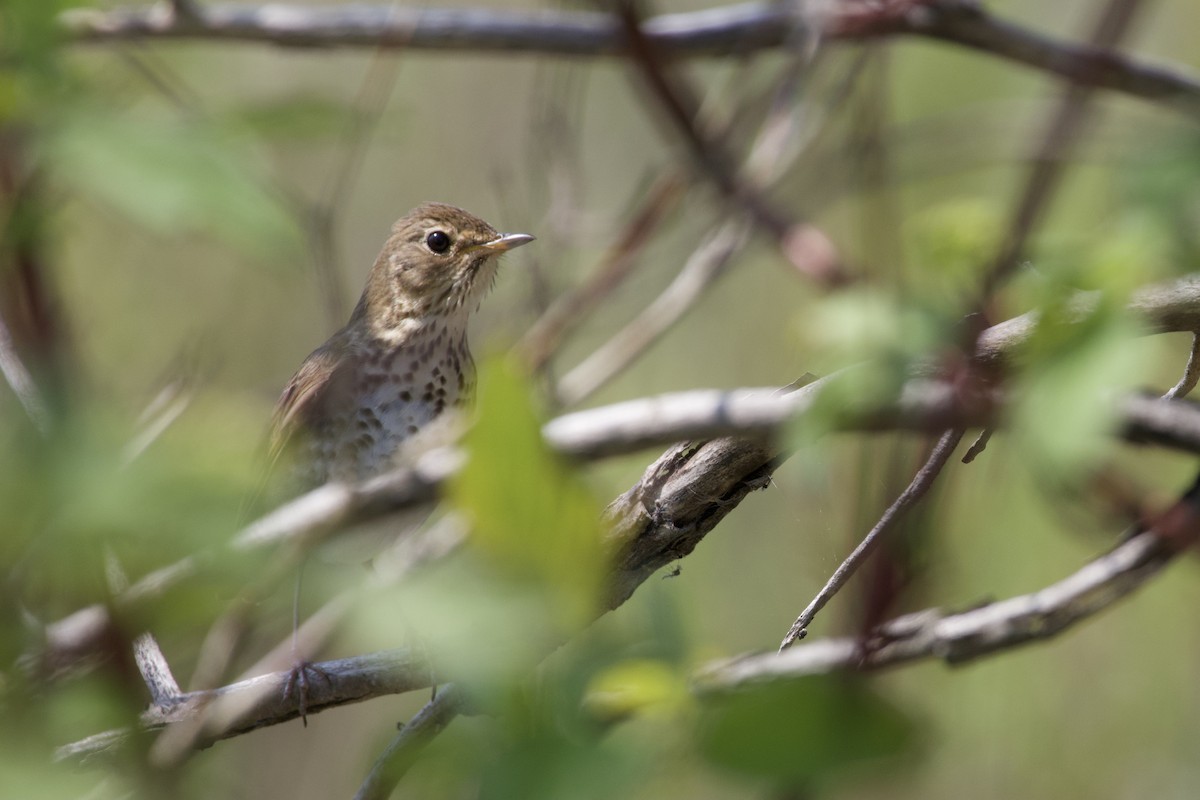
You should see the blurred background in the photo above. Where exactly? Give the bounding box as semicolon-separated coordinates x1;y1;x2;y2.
4;0;1200;797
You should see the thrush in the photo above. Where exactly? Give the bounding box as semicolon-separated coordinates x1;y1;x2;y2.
270;202;534;487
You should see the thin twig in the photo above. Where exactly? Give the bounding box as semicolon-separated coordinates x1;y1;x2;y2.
1163;332;1200;400
779;428;965;650
556;217;752;406
310;10;412;324
702;499;1198;688
976;0;1148;304
555;38;840;405
611;0;846;286
0;312;50;433
353;685;464;800
517;171;688;372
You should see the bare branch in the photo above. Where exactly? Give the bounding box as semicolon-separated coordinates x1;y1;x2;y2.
133;633;182;708
0;312;50;433
976;0;1149;302
556;218;752;405
54;385;1200;760
1164;333;1200;400
353;686;464;800
778;428;966;650
55;647;433;762
59;3;1200;121
31;275;1200;688
517;172;687;373
700;520;1190;689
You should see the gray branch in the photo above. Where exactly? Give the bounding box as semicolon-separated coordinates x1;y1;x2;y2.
697;527;1177;690
60;2;1200;116
56;648;432;762
30;273;1200;679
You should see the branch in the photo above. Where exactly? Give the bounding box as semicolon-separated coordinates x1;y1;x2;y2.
1164;333;1200;400
778;428;966;650
57;2;1200;121
698;484;1200;689
352;686;464;800
975;0;1148;302
33;275;1200;686
555;218;752;405
55;386;1200;758
56;647;433;761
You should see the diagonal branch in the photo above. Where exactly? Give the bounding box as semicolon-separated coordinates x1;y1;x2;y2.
700;468;1200;689
778;427;966;650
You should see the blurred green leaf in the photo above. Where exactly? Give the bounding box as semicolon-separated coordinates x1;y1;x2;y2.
697;676;915;786
452;356;605;630
1012;303;1142;476
907;198;1002;307
230;94;355;140
1119;133;1200;269
799;288;947;376
358;555;559;701
584;658;692;722
47;108;301;260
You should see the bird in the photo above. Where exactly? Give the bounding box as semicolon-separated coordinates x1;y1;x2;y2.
264;203;533;724
270;202;534;488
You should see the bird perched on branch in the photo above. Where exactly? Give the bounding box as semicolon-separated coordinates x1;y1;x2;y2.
264;203;533;724
271;202;534;487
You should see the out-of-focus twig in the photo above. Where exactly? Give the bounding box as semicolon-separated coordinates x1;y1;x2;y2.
310;11;412;324
554;27;841;405
60;3;1200;123
517;172;687;372
0;312;50;433
975;0;1150;304
611;0;845;286
556;217;751;406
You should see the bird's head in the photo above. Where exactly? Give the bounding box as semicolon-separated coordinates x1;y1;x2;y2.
360;202;534;330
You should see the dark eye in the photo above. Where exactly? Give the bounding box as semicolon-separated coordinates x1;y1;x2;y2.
426;230;451;253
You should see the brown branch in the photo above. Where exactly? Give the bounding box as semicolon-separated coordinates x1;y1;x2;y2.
58;3;1200;124
611;0;845;286
976;0;1150;302
517;171;688;372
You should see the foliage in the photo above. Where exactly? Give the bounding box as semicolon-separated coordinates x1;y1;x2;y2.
4;1;1200;799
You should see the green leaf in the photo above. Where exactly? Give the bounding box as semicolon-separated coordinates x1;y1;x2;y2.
451;356;605;630
47;108;301;259
907;198;1003;307
230;94;357;140
1012;303;1142;476
697;676;915;786
584;659;692;722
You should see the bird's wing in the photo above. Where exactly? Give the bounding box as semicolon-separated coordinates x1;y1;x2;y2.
268;341;355;469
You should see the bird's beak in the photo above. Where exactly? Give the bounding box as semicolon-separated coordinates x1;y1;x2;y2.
474;232;535;253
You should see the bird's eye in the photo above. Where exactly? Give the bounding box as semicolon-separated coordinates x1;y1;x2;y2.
426;230;451;254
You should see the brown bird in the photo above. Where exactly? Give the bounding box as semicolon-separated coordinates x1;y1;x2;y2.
271;202;534;487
